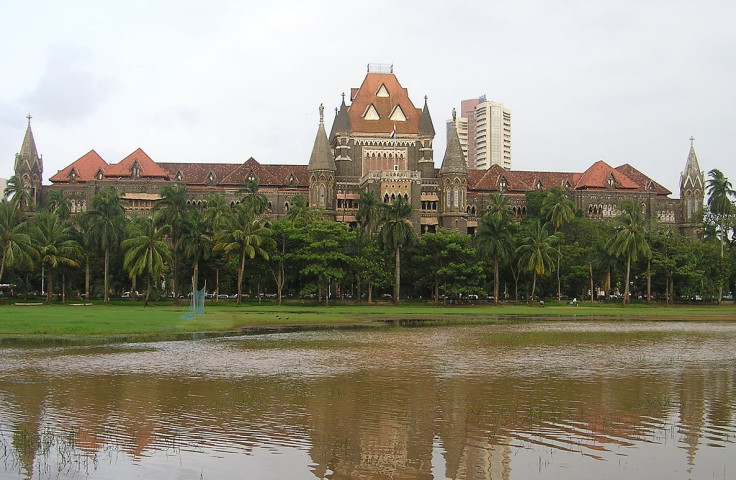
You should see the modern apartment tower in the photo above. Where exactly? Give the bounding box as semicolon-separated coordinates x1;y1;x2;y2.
448;96;511;170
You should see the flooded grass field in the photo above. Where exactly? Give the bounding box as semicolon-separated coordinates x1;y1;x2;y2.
1;320;734;479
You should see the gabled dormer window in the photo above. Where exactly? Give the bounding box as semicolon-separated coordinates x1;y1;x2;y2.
363;104;380;120
131;161;141;179
247;172;256;182
69;170;77;183
288;174;295;186
96;168;104;180
564;180;571;190
607;174;615;189
499;176;507;192
175;171;183;182
376;84;389;97
648;181;655;192
207;171;215;184
536;180;543;191
389;105;406;122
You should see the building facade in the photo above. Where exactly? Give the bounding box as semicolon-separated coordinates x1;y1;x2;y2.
10;67;703;238
449;97;512;170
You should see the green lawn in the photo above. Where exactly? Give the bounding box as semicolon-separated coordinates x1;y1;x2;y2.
1;300;734;344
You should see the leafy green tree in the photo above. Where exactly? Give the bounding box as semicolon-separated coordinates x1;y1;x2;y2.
122;217;172;306
4;175;31;212
378;196;416;305
541;187;576;301
516;219;559;301
267;219;309;303
45;190;72;220
351;232;390;302
297;219;353;305
72;211;98;300
606;200;651;305
87;186;127;304
30;211;81;304
475;212;517;304
180;211;213;292
240;178;268;215
706;168;735;301
214;204;274;305
0;201;36;283
153;184;193;302
285;195;311;223
356;191;382;238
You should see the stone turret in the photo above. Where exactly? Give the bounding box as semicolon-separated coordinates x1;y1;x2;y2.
308;104;337;218
14;115;43;209
417;95;435;179
679;137;705;236
330;93;352;177
439;110;468;232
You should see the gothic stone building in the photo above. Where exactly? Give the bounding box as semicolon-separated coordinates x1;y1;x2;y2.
13;67;704;236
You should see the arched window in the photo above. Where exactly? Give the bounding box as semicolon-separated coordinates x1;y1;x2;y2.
453;188;459;207
319;186;325;205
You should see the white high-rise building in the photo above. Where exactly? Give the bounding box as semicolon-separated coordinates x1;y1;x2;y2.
448;97;511;170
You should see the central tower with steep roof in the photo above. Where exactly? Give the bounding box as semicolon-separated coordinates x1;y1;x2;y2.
14;114;44;209
327;64;436;231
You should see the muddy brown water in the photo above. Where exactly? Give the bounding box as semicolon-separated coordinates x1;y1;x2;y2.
1;321;735;479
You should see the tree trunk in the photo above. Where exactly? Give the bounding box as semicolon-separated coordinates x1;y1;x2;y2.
493;254;500;305
237;250;245;306
62;273;66;303
556;256;561;302
193;258;199;293
589;261;594;303
131;275;137;301
623;251;632;305
531;273;537;302
216;268;220;302
144;275;151;307
394;245;400;306
325;279;329;307
368;283;373;303
0;252;6;283
46;269;53;305
277;263;284;305
104;248;110;304
85;260;90;301
646;259;651;303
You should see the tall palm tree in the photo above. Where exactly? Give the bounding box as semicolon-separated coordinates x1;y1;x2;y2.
475;212;517;304
88;186;127;304
239;178;268;216
46;190;72;220
30;211;81;304
286;195;310;223
4;175;31;212
606;200;651;305
203;192;228;228
485;193;512;220
356;191;381;238
515;219;558;301
153;184;193;302
73;211;97;300
214;204;274;306
377;196;415;305
541;187;575;301
706;169;735;303
180;211;213;292
0;201;36;283
122;217;172;306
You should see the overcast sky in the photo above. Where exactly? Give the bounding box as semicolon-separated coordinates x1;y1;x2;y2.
2;0;734;197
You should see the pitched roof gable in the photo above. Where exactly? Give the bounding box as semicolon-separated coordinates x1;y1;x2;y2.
575;160;638;190
104;148;169;179
615;163;672;195
348;73;422;135
49;150;108;183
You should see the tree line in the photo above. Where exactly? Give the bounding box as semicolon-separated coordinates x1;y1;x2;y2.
2;170;735;306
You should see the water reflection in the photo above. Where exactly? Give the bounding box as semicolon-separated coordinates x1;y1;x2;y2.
1;321;735;479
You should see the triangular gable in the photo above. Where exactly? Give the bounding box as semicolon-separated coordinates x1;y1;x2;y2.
362;104;380;120
389;105;407;122
376;84;390;97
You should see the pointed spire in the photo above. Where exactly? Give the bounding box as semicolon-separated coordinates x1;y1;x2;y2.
419;95;435;137
308;104;336;172
680;136;704;191
15;114;42;174
330;93;351;138
440;112;467;175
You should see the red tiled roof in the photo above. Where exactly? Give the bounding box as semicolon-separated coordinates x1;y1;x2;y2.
348;73;422;135
575;160;639;190
468;164;578;192
48;150;108;183
614;164;672;196
159;158;309;188
104;148;169;179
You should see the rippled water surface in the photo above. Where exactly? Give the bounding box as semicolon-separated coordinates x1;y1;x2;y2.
1;321;735;479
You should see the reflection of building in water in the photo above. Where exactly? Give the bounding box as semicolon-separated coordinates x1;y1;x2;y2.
453;438;511;480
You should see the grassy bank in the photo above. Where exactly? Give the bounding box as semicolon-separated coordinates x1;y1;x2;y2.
1;300;734;344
